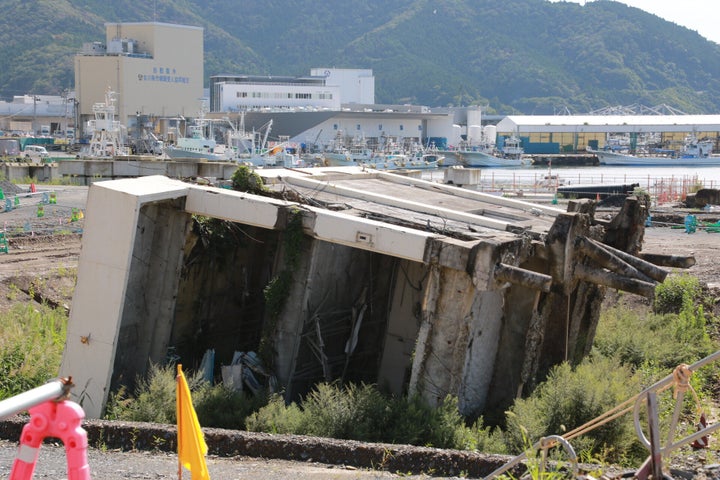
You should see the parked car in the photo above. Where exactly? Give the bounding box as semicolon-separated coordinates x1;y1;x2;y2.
23;145;50;161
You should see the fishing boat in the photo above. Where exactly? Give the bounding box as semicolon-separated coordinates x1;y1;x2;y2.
83;88;130;158
165;112;235;161
226;117;300;167
595;136;720;166
441;135;527;167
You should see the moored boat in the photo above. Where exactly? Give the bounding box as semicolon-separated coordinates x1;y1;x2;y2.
595;136;720;166
165;115;235;161
440;135;528;167
83;88;130;158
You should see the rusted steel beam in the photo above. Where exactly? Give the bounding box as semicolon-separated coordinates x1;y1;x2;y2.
494;263;552;292
586;237;669;283
638;252;696;269
575;263;656;298
576;236;653;283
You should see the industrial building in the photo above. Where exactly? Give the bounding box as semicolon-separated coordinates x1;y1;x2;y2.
74;22;204;134
209;74;341;112
310;68;375;105
495;114;720;153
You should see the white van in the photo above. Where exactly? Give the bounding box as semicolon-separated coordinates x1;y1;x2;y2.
24;145;50;161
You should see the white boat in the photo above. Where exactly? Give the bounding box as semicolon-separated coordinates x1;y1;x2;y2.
165;112;235;161
440;135;527;168
83;88;130;158
596;136;720;166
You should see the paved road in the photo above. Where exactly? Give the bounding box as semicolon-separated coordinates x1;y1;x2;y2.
0;439;450;479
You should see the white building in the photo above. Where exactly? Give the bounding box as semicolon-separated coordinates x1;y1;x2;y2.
209;74;340;112
310;68;375;105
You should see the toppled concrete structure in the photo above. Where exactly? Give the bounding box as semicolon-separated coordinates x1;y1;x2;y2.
60;169;693;420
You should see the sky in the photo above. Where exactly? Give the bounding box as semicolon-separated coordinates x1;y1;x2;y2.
549;0;720;45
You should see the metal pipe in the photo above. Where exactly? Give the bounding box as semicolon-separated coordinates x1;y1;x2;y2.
0;379;69;420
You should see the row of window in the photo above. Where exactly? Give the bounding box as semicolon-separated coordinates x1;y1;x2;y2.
235;92;333;100
334;124;423;131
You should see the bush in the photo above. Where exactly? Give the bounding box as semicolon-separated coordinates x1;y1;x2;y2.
231;165;266;194
595;302;714;372
654;274;701;314
505;356;645;464
247;382;494;450
105;363;268;429
245;394;304;434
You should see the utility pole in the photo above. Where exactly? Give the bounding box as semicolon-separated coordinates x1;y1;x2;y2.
33;95;40;135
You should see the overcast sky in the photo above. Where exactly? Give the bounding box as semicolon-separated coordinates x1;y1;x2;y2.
548;0;720;45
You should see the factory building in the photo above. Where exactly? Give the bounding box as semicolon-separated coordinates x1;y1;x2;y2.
495;115;720;153
209;74;341;112
310;68;375;105
74;22;204;134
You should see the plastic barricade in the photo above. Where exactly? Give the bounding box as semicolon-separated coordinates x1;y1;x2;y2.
8;400;91;480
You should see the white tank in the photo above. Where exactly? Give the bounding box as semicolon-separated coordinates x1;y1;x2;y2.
468;125;483;144
466;108;482;127
483;125;497;145
451;124;463;145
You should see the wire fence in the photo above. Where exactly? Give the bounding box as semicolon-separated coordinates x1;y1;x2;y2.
425;169;718;206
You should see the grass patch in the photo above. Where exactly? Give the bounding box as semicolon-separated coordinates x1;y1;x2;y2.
0;303;67;398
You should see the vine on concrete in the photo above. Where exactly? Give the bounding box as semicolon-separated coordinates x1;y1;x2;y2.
259;207;304;367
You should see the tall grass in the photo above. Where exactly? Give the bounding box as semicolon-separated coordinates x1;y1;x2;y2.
0;303;67;398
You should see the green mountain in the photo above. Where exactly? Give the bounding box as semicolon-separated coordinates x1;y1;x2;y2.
4;0;720;114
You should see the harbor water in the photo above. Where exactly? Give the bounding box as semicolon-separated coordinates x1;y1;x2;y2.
423;165;720;200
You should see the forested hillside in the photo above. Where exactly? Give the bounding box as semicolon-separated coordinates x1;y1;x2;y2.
3;0;720;114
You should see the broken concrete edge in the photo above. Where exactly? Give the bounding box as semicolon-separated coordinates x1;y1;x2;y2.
0;415;525;478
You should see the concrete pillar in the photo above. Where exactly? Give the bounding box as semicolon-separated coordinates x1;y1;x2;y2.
59;177;190;418
408;265;477;406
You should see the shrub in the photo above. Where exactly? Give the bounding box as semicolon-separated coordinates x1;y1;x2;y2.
595;302;714;372
654;274;701;314
231;165;266;194
105;363;180;423
246;382;490;450
105;363;267;429
505;356;645;464
245;394;304;434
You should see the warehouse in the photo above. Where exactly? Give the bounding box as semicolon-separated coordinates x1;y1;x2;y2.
495;114;720;154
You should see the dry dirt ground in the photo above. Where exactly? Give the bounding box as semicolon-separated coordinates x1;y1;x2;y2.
1;185;720;478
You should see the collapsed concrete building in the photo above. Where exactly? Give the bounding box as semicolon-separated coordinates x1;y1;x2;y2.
60;168;693;421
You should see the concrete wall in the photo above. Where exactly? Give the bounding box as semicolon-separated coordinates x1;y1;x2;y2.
0;158;240;184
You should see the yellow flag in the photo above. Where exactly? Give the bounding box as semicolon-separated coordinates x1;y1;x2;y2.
177;364;210;480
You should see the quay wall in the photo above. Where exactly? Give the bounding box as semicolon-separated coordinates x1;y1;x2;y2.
0;157;240;184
